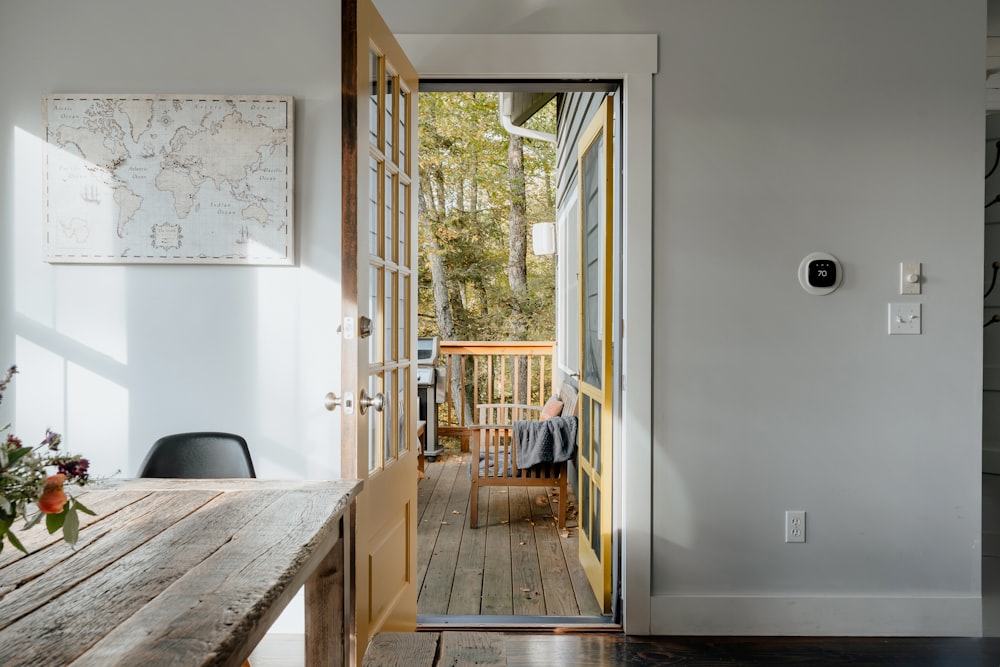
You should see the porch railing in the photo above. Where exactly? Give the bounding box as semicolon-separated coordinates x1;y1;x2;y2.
436;341;557;450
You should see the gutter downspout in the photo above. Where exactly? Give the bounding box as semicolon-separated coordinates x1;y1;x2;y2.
498;92;556;143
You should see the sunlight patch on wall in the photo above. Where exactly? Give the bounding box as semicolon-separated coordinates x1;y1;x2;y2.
13;338;66;438
14;127;127;364
254;265;343;480
14;338;128;479
253;265;300;478
53;268;128;364
13;126;54;329
66;362;128;478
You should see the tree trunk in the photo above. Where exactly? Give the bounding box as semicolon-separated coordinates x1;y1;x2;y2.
419;174;473;430
507;133;529;402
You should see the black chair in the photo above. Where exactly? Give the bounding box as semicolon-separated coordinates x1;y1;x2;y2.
138;432;256;478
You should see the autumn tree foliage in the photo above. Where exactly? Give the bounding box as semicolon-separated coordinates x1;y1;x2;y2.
418;92;556;344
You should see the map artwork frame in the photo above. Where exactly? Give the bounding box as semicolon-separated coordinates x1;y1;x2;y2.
43;94;295;265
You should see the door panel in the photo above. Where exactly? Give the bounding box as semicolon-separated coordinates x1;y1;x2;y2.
342;0;418;661
577;97;614;613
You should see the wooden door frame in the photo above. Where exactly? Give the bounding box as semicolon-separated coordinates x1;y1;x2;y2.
396;33;657;635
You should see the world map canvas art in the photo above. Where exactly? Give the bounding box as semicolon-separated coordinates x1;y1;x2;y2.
42;95;294;264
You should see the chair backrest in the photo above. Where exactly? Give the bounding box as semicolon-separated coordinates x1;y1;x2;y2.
556;383;579;418
138;432;256;478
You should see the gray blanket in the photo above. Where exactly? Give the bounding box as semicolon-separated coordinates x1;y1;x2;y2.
513;416;578;469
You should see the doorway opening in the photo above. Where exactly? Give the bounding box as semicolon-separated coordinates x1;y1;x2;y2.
415;81;620;628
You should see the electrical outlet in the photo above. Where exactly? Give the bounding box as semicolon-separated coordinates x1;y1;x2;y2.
785;510;806;543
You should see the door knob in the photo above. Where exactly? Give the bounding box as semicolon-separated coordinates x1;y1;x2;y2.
324;391;354;414
359;316;374;339
359;388;385;415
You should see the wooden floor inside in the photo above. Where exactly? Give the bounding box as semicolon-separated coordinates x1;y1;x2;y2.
361;631;1000;667
417;451;602;617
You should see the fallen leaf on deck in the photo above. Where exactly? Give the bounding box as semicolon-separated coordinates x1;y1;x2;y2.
500;519;509;525
451;510;461;514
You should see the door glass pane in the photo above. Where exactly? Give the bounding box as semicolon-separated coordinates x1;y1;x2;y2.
368;158;379;257
399;275;408;360
384;370;395;463
385;270;395;362
398;181;408;267
369;265;380;363
368;50;379;146
581;474;591;537
368;374;380;472
592;483;601;554
581;395;592;463
399;88;408;172
385;71;395;159
581;137;603;389
593;402;601;475
398;367;408;456
385;170;394;262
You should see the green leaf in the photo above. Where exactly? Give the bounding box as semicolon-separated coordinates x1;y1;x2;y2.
62;507;80;546
6;446;32;466
46;508;66;534
73;498;97;516
6;528;27;554
72;498;96;516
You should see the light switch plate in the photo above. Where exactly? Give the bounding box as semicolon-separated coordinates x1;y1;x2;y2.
888;303;921;335
900;261;921;295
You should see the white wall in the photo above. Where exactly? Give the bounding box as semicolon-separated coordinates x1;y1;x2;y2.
377;0;987;636
0;0;344;483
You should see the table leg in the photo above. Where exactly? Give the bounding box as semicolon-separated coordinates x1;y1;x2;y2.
305;503;356;667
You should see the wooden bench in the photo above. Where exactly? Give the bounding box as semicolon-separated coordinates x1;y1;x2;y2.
363;631;505;667
469;382;578;530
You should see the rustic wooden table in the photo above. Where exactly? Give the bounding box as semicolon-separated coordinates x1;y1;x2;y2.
0;478;362;667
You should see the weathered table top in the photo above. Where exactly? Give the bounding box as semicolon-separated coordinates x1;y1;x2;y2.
0;478;362;667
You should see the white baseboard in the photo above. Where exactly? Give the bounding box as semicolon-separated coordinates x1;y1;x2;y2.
650;595;982;637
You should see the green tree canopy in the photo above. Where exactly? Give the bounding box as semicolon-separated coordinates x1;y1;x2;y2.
418;92;556;342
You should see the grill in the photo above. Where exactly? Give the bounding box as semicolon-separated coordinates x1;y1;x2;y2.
417;337;444;460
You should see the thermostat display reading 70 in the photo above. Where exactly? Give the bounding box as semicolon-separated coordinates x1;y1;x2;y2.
798;253;843;295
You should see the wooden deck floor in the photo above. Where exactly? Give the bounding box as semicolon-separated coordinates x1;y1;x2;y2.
416;452;602;617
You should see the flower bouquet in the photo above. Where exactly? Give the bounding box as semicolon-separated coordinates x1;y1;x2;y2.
0;366;94;554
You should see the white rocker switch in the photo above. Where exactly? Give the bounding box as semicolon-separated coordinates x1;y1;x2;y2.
888;303;921;335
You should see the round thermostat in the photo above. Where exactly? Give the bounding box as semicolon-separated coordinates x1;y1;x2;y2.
798;252;842;295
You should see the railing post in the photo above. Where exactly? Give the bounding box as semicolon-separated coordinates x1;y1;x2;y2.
434;341;556;451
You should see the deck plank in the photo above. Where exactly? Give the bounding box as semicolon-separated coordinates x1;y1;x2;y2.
438;631;506;666
480;487;513;615
417;454;600;619
557;491;602;616
416;454;462;597
362;632;438;667
417;454;468;614
508;487;546;615
526;487;579;616
447;466;487;615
